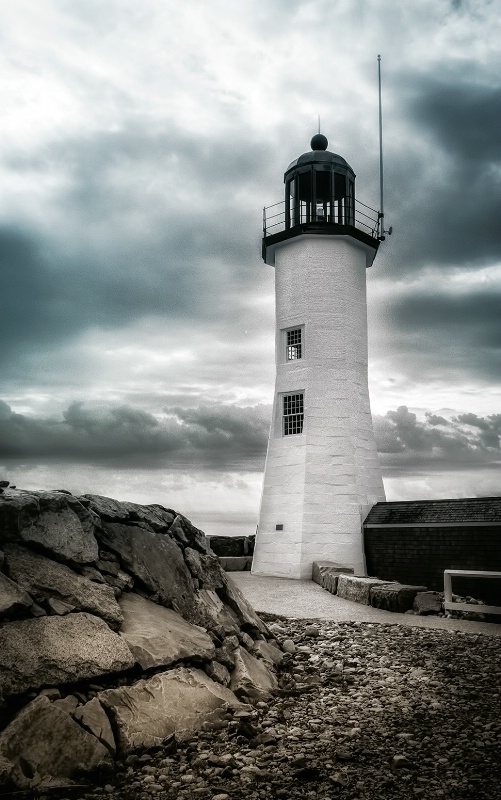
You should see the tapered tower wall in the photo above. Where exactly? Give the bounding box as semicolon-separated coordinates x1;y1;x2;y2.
252;234;385;579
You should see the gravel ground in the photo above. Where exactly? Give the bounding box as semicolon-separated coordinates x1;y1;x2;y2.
33;614;501;800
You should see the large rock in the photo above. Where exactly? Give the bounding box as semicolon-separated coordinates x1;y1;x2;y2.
0;695;112;789
0;613;135;698
95;522;198;622
99;668;242;754
230;647;278;701
118;592;215;670
73;698;116;756
370;583;428;613
219;573;269;635
312;561;354;594
4;545;123;629
0;571;33;619
0;490;98;564
336;574;394;605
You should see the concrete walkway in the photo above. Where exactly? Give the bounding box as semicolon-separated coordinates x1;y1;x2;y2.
230;572;501;636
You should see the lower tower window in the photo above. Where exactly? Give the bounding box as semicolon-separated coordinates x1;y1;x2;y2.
283;393;304;435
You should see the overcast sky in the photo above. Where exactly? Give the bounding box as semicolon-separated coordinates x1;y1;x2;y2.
1;0;501;535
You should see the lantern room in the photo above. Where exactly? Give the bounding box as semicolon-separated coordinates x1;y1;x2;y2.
284;133;355;228
262;134;381;266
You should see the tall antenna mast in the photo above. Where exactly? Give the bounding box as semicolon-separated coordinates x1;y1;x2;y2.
377;54;384;237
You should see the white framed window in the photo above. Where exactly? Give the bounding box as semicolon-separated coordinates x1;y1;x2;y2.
283;393;304;436
286;328;302;360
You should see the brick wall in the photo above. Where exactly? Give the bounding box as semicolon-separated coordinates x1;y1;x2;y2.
363;526;501;605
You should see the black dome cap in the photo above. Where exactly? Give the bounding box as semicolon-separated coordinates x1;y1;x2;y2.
310;133;328;151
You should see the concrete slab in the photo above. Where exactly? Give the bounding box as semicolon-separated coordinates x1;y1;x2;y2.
229;572;501;636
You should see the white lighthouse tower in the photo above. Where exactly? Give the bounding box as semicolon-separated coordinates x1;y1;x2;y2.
252;133;385;579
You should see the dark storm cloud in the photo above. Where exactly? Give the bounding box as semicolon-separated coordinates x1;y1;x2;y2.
384;284;501;381
1;122;275;370
2;398;500;475
385;72;501;271
373;405;501;470
0;400;269;470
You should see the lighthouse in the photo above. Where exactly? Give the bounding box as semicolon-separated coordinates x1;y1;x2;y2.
252;133;385;579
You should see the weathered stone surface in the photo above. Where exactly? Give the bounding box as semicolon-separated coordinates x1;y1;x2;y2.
312;561;354;594
219;556;253;571
413;591;443;615
95;522;198;622
0;695;112;789
253;640;284;666
0;613;135;698
0;490;98;564
336;574;394;605
99;668;242;753
370;583;429;613
229;646;278;701
4;545;123;629
184;547;223;589
219;573;269;635
118;593;215;670
0;571;33;618
73;697;116;756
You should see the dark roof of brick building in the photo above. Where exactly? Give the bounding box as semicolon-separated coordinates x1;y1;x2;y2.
364;497;501;526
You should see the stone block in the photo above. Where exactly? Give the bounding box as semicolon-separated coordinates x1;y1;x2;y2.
219;556;253;571
370;584;429;613
118;592;215;671
0;612;135;698
336;574;394;605
99;668;242;754
312;561;354;594
413;591;443;615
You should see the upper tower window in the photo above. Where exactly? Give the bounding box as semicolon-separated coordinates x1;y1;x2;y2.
287;328;302;360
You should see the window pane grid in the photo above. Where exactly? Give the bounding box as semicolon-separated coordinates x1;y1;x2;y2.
283;393;304;435
287;328;302;360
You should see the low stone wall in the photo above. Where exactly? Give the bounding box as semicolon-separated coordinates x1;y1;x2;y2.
363;524;501;605
207;536;255;572
312;561;489;619
0;488;281;791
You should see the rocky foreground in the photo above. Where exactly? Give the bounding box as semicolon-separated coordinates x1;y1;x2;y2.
35;614;501;800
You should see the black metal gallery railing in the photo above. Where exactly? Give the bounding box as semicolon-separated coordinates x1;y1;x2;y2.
263;197;382;240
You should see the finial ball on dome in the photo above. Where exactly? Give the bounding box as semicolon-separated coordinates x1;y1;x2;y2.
310;133;328;151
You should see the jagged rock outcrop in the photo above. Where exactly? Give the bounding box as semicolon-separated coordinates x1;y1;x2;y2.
0;487;279;791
